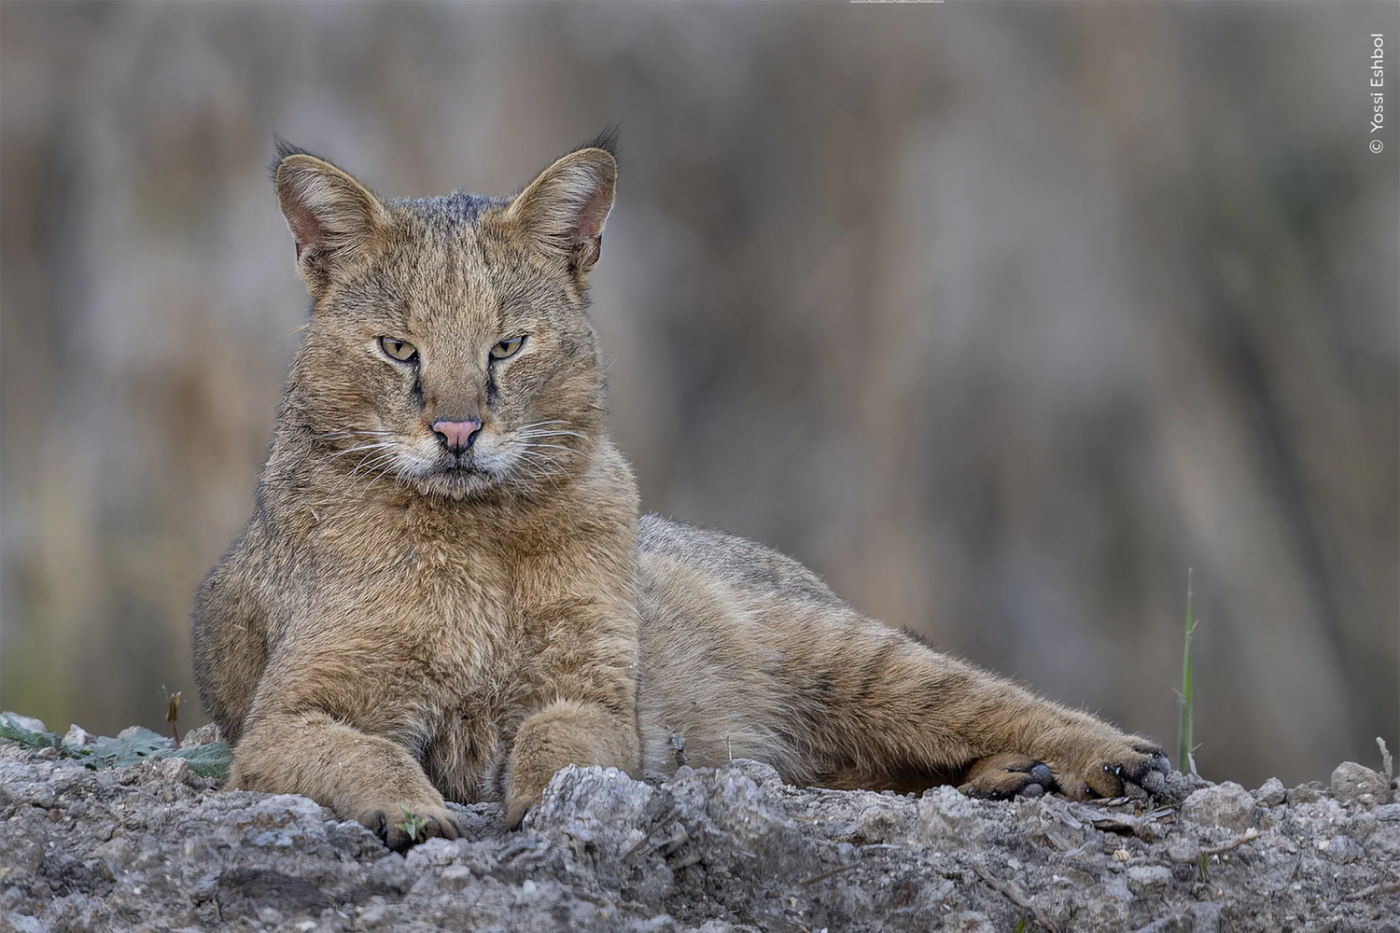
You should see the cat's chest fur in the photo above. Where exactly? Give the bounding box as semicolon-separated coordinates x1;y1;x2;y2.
284;495;547;797
297;492;529;653
251;439;640;803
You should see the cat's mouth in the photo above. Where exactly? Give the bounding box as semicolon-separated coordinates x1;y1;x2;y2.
440;454;490;475
429;455;500;491
382;440;517;499
406;451;506;499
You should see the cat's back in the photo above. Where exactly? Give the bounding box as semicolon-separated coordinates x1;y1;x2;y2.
637;512;840;609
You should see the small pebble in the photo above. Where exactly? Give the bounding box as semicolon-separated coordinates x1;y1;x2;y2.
1253;777;1287;808
1126;864;1173;893
1182;782;1256;832
1287;782;1325;805
1325;835;1365;863
158;757;191;785
1331;763;1388;803
63;725;95;747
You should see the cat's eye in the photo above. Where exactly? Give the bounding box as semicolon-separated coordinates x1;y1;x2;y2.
490;336;526;361
379;336;418;363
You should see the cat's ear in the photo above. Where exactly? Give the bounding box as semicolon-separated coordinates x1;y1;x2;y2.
272;140;390;299
502;142;616;279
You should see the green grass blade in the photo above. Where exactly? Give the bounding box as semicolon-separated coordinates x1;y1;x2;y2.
1177;569;1197;775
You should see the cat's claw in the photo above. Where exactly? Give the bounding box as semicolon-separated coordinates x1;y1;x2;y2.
358;804;462;853
1059;740;1171;799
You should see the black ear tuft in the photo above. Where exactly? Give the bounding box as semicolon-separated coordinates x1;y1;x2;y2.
270;136;316;183
583;124;621;155
579;124;621;163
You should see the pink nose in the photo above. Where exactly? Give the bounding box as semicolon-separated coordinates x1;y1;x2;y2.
432;419;482;455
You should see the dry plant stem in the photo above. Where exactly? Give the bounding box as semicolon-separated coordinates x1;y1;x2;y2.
797;864;859;887
166;691;182;749
1343;879;1400;902
971;864;1063;933
1202;829;1262;856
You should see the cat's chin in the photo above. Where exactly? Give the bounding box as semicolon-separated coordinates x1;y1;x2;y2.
409;468;500;501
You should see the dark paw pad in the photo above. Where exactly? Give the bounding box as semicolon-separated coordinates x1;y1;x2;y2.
960;754;1060;800
1080;741;1172;799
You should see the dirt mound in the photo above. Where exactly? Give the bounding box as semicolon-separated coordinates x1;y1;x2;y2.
2;739;1396;931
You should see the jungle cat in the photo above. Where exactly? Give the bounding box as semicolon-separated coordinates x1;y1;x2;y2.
192;133;1169;851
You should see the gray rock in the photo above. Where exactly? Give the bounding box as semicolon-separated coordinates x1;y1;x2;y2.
181;722;221;747
916;783;988;843
7;913;49;933
1181;781;1256;832
528;764;683;907
1287;781;1326;805
1165;834;1200;863
61;725;95;747
1253;776;1287;807
1;713;48;734
1323;834;1365;863
1331;762;1389;803
1191;901;1223;933
1126;863;1173;893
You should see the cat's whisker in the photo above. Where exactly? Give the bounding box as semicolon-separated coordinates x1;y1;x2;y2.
515;451;569;481
516;430;588;441
329;443;398;460
516;450;564;470
347;462;390;482
520;461;567;478
347;450;402;480
523;468;568;487
372;463;404;486
312;429;394;441
357;450;401;473
521;442;581;457
515;462;567;487
339;454;398;476
517;446;566;463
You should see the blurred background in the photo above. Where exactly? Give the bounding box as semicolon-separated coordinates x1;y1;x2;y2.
1;1;1395;790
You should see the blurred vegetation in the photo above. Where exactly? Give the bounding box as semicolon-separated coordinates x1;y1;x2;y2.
1;2;1395;788
0;712;231;780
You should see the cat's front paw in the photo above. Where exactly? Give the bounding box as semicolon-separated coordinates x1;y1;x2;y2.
357;802;463;852
959;753;1057;799
505;792;536;831
1053;738;1170;800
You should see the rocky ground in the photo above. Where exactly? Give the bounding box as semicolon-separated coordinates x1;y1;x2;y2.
2;728;1398;933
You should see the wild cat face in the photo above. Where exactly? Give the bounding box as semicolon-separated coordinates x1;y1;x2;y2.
273;138;616;500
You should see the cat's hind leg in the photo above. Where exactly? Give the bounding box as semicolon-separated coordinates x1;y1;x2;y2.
782;620;1170;800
